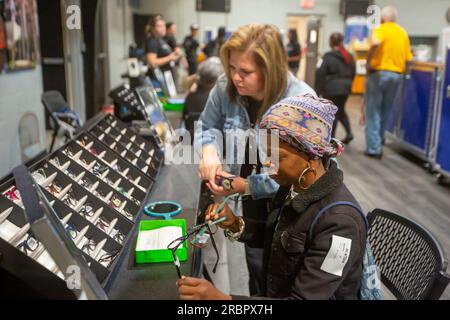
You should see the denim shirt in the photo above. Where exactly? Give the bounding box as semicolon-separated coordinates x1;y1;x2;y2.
194;72;316;200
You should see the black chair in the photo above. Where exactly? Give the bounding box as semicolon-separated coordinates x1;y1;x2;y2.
41;91;72;153
368;209;450;300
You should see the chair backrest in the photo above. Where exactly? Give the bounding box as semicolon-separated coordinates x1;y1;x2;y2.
41;91;68;121
368;209;450;300
18;112;44;162
42;90;67;112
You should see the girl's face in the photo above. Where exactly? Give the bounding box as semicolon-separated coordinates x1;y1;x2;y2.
229;50;265;101
264;141;309;187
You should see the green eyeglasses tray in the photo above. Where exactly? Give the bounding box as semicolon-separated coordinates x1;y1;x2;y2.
135;219;188;265
162;100;184;112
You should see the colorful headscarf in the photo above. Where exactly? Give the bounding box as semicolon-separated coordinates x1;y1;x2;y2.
259;94;344;159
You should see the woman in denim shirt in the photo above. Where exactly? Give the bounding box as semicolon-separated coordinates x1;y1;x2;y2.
195;24;315;199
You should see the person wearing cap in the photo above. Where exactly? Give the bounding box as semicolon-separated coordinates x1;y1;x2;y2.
183;24;200;75
178;94;367;300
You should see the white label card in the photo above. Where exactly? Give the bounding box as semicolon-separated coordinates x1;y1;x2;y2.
136;227;183;251
320;235;352;277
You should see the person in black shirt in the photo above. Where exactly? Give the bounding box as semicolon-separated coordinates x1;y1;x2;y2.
164;22;178;51
204;26;227;58
315;32;356;144
286;29;301;77
183;24;200;75
145;15;180;81
164;22;184;89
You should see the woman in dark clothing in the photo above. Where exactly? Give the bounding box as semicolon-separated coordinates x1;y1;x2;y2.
286;29;302;77
145;15;180;82
177;94;367;300
315;32;356;144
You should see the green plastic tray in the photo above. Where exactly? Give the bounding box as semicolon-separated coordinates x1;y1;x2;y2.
135;219;188;264
162;101;184;112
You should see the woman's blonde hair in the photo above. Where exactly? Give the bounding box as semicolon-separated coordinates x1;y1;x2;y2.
220;24;288;117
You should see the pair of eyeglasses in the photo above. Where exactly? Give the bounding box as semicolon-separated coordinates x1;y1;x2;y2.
45;181;63;195
32;169;47;185
3;185;22;203
121;208;134;221
79;139;88;147
116;186;127;195
65;224;79;240
80;203;94;218
63;147;75;157
17;233;40;256
63;190;78;207
112;230;126;244
105;177;117;188
92;163;108;176
167;219;223;278
129;196;141;207
65;170;78;180
50;157;62;168
94;189;108;202
82;239;97;256
109;194;122;210
80;158;93;169
96;217;110;233
112;164;125;175
115;187;140;206
98;250;120;269
80;177;94;189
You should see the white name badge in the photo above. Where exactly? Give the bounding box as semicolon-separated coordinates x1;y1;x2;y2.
320;235;352;277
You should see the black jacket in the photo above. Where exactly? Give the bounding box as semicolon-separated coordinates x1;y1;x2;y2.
315;50;356;97
232;162;366;300
183;85;212;140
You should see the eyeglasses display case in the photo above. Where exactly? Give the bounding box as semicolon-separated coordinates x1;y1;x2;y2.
0;113;164;299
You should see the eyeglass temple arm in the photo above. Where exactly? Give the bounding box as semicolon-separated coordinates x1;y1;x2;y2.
207;224;220;274
168;239;185;279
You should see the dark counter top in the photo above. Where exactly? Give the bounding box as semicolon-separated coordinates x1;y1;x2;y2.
106;164;202;300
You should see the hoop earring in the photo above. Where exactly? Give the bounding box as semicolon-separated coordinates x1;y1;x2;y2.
297;162;317;190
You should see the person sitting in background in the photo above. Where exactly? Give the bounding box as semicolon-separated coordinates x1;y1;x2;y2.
364;6;413;159
177;94;367;300
315;32;355;144
204;26;227;58
145;15;180;84
183;57;224;140
183;24;200;75
286;29;302;77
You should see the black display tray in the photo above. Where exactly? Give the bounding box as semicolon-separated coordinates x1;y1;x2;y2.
0;113;163;298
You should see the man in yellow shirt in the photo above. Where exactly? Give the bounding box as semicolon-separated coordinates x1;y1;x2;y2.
364;6;413;158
